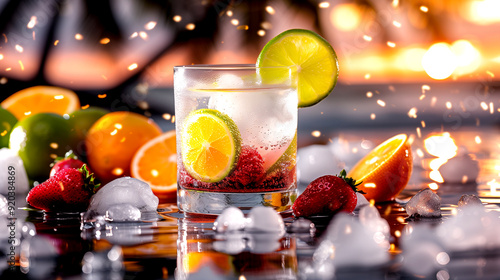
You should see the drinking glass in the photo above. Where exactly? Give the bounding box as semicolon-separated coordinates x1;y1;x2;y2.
174;64;297;215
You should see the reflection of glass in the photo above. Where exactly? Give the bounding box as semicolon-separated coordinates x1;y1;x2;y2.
174;64;298;215
176;218;298;280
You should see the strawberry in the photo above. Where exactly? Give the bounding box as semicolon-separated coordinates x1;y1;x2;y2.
50;150;88;177
292;170;364;217
230;145;265;186
27;164;100;212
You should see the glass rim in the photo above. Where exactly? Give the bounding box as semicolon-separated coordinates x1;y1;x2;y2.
174;63;296;70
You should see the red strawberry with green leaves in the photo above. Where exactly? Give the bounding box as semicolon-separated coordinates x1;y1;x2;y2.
27;164;100;212
50;150;88;177
292;170;364;217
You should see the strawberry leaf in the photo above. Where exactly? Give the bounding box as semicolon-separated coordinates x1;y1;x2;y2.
337;169;365;194
78;164;101;194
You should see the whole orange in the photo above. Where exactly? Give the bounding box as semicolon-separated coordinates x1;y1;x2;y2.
85;111;162;183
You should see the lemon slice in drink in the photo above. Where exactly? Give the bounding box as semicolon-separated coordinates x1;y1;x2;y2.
181;109;241;183
257;29;339;107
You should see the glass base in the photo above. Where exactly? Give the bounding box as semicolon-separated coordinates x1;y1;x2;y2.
177;186;297;215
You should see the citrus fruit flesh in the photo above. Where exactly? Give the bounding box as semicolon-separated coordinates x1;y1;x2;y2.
347;134;413;203
9;113;73;181
0;108;17;148
181;109;241;183
131;130;177;202
85;111;162;184
256;29;339;107
1;86;80;121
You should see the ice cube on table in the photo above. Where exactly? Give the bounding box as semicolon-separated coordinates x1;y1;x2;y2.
315;213;390;268
297;145;341;184
245;206;285;235
439;154;479;184
0;148;30;195
208;87;297;170
105;204;141;222
405;188;442;218
458;194;483;208
88;177;159;215
213;207;246;232
358;205;390;246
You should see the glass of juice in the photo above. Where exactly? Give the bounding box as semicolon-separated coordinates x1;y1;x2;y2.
174;64;297;215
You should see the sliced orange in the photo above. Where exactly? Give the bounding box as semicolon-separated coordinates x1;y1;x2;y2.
1;86;80;120
131;130;177;202
181;109;241;183
347;134;413;203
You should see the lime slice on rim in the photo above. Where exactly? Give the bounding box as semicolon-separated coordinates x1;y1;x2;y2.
181;109;241;183
257;29;339;107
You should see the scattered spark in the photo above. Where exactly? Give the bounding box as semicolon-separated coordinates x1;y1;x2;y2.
49;143;59;149
114;123;123;130
422;84;430;93
261;21;272;30
112;168;124;176
186;23;195;30
265;6;275;15
81;104;90;110
15;44;24;53
257;29;266;36
139;31;148;40
319;2;330;8
428;182;439;190
480;101;488;110
364;183;376;188
486;70;494;78
237;25;249;30
363;35;372;41
416;126;421;138
5;68;11;71
445;101;452;109
387;41;396;48
0;54;3;60
475;135;482;144
54;40;59;46
145;21;157;30
171;115;175;123
364;73;371;79
231;19;239;26
18;60;24;71
392;0;399;7
490;102;494;114
419;94;426;100
24;111;31;116
226;10;233;17
396;216;405;224
461;175;469;184
162;113;171;120
151;169;159;177
100;38;110;44
97;94;107;98
54;95;64;100
420;6;429;12
430;96;437;107
173;15;182;22
392;21;401;28
370;113;376;120
352;147;358;153
416;148;424;158
75;33;83;40
128;63;138;71
421;120;426;127
32;31;35;40
424;133;457;159
0;77;7;84
110;129;118;136
311;130;321;137
0;130;6;137
408;107;418;118
130;32;138;38
366;91;373;98
377;99;386;107
430;170;444;183
394;230;401;238
27;16;37;29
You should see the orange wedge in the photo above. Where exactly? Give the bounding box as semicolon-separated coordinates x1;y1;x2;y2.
131;130;177;202
347;134;412;203
1;86;80;120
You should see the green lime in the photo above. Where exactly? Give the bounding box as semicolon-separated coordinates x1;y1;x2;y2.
266;132;297;174
9;113;73;181
0;107;17;148
257;29;339;107
68;107;108;157
181;109;241;183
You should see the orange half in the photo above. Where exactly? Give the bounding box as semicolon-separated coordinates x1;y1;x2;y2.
347;134;413;202
1;86;80;120
131;130;177;202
